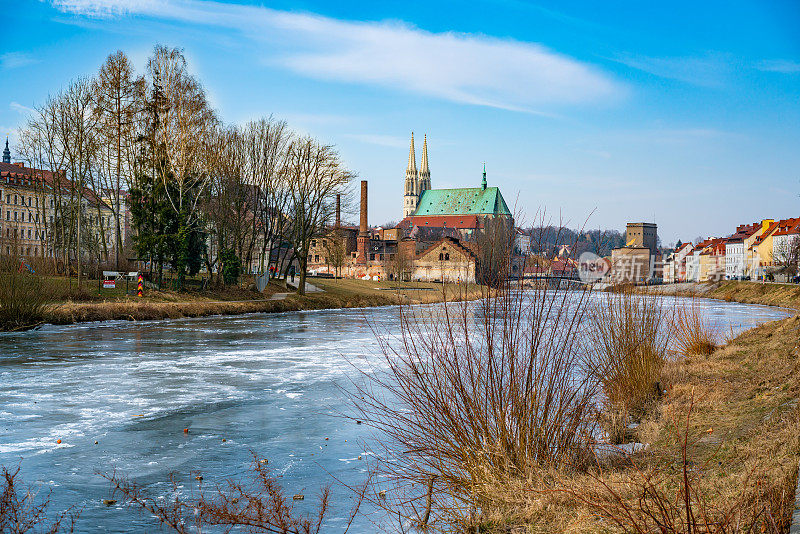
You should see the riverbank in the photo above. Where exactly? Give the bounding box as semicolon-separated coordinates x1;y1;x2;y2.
482;282;800;532
645;280;800;309
9;279;486;330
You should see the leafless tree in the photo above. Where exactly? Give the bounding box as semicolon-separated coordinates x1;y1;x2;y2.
93;50;146;269
283;138;352;294
146;45;217;232
242;117;293;276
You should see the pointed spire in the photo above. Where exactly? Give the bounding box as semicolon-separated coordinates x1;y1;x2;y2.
407;132;417;172
481;162;487;190
2;136;10;164
420;134;429;174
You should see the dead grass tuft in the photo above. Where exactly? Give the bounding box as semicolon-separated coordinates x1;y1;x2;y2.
672;299;720;356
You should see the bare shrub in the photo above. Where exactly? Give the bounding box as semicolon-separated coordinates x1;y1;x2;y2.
351;240;602;529
561;398;784;534
672;299;719;356
0;466;79;533
0;257;52;330
102;454;361;533
584;288;671;442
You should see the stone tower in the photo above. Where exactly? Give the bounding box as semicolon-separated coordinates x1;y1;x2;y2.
403;132;431;218
2;138;10;164
418;134;431;193
403;133;418;218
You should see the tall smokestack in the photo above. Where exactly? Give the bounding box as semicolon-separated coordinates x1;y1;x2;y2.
359;181;368;235
356;180;368;264
335;194;341;228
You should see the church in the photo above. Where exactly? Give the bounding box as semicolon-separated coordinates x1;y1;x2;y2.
398;132;512;241
305;132;513;283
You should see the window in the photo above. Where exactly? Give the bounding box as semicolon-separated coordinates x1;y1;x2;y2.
14;212;17;221
28;229;31;239
311;239;317;247
14;195;17;205
314;255;319;262
27;197;31;207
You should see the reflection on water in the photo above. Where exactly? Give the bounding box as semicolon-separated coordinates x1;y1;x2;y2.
0;296;789;532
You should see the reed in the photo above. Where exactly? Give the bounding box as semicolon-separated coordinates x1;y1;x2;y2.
585;288;670;442
0;257;52;330
351;224;605;530
672;299;719;356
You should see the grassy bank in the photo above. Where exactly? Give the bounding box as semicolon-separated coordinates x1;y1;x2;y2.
648;280;800;309
472;283;800;532
3;278;485;330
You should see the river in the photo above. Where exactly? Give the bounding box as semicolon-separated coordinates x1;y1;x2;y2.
0;296;790;532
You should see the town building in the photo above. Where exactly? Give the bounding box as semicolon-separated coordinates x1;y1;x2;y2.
606;222;660;284
306;134;514;283
0;141;120;264
725;222;768;279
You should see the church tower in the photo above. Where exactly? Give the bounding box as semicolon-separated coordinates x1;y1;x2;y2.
403;133;418;218
418;134;430;194
2;137;10;164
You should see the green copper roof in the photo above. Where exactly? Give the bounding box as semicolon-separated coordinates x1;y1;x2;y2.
413;187;511;217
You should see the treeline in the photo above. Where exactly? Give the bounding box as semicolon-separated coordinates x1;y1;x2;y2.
16;45;352;293
527;225;627;258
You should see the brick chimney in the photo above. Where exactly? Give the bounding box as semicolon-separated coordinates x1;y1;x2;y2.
356;181;368;264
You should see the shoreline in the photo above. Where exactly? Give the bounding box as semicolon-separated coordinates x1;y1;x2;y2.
2;279;488;332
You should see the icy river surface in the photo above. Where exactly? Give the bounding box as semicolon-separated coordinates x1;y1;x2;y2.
0;296;791;532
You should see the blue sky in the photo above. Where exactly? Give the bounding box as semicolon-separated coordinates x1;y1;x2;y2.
2;0;799;244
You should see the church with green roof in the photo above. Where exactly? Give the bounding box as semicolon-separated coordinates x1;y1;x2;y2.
400;133;512;232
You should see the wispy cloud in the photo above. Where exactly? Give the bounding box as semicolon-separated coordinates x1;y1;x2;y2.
10;102;35;115
50;0;623;113
0;52;39;70
756;59;800;73
612;53;732;88
344;134;409;148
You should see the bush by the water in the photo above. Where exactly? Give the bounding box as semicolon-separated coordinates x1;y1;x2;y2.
585;288;670;442
672;299;719;356
0;257;52;330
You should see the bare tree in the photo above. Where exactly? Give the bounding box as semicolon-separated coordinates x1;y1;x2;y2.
145;45;217;285
283;138;352;295
242;117;293;276
93;50;146;269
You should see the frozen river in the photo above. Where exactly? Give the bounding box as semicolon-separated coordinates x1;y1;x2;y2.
0;296;790;532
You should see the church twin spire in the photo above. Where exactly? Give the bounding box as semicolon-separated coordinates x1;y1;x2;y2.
403;132;431;218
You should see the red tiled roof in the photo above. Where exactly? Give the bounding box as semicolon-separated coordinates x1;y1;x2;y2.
772;217;800;237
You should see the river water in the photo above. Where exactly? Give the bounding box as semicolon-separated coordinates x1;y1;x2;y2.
0;296;790;532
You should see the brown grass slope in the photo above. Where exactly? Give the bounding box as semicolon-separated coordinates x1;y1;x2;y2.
476;314;800;533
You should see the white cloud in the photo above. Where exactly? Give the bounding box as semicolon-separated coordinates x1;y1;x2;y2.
50;0;623;113
612;53;732;88
756;59;800;73
344;134;408;148
0;52;39;70
10;102;35;115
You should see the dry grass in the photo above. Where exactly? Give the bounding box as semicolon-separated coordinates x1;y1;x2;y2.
585;289;670;442
672;299;720;356
0;258;53;331
477;314;800;533
647;281;800;311
351;267;603;530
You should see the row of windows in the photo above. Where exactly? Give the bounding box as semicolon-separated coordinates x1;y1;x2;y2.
0;192;40;208
2;210;40;223
2;227;45;240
